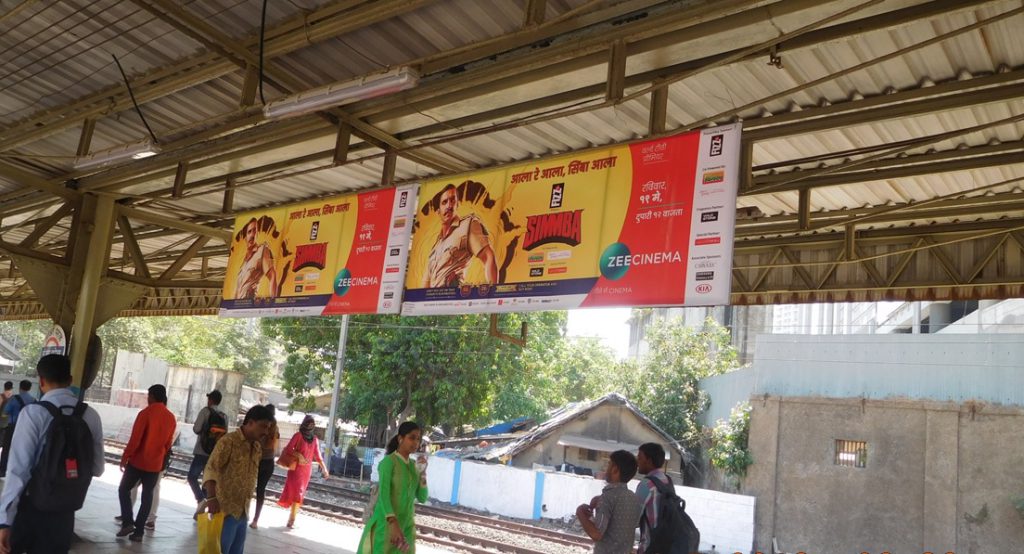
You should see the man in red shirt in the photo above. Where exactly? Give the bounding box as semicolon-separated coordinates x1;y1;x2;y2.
116;384;177;543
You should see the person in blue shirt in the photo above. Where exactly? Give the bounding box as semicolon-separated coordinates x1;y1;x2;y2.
0;355;105;554
0;381;34;476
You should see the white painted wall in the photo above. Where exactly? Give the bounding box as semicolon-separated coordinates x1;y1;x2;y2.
425;456;455;503
541;470;605;521
417;455;755;553
457;461;536;520
681;486;755;554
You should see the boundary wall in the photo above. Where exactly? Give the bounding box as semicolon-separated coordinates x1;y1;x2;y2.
380;456;756;553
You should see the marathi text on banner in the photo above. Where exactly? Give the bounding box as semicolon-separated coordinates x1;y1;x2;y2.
402;124;741;315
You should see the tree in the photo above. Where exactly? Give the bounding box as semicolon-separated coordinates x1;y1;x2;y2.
0;316;277;387
261;311;618;436
97;316;276;386
613;316;738;451
0;319;52;374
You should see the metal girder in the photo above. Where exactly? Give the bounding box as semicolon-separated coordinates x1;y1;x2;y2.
0;286;223;321
523;0;548;27
18;203;73;248
747;146;1024;195
731;218;1024;304
118;205;232;243
158;235;211;281
737;190;1024;238
116;216;151;279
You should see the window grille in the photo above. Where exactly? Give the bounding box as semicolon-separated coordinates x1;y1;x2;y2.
834;439;867;468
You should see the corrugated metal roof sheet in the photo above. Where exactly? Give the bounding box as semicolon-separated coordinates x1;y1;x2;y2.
1;0;1023;311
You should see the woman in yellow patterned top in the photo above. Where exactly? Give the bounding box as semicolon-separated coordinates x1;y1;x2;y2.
358;422;428;553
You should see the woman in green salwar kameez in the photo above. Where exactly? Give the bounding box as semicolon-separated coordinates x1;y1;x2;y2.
358;422;428;553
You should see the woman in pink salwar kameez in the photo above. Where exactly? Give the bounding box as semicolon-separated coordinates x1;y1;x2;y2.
277;415;329;527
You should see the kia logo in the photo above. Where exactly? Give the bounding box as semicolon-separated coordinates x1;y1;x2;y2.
695;283;713;294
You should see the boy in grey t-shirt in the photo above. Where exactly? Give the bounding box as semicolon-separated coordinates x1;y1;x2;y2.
576;450;644;554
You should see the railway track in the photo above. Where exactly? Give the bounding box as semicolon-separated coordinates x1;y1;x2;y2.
104;440;589;554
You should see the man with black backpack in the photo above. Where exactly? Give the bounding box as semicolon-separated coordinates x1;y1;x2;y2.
188;389;227;505
0;355;104;554
635;443;701;554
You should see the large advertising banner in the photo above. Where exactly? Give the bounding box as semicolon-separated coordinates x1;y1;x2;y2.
402;124;740;315
220;184;417;317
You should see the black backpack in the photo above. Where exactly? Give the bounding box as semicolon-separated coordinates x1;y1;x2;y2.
200;408;228;454
26;401;95;512
642;475;701;554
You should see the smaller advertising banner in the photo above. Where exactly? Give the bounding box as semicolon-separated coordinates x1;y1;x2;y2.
401;125;740;315
220;184;417;317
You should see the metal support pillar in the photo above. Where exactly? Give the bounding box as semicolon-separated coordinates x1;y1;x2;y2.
324;314;351;457
68;194;116;391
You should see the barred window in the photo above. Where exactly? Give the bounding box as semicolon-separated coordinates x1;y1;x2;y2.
835;439;867;468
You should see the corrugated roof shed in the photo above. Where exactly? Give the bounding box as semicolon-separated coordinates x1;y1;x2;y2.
0;0;1022;314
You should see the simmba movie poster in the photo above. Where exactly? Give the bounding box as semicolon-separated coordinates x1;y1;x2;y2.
402;124;740;315
220;185;417;317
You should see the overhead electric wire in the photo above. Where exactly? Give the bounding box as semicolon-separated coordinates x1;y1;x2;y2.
258;0;268;106
112;54;159;144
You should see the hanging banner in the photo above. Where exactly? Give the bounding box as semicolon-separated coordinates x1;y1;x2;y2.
402;125;740;315
220;184;417;317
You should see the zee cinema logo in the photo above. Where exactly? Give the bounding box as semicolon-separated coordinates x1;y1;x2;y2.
599;242;682;280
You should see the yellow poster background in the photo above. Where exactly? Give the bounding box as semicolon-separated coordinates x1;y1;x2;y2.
405;147;633;289
223;196;360;301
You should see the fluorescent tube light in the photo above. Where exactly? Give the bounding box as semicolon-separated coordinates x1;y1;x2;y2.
74;140;160;170
263;66;419;119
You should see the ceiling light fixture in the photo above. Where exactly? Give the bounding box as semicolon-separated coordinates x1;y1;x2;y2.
263;66;420;119
73;139;160;171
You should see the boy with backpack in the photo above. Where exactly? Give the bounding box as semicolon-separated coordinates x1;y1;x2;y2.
0;355;105;554
188;389;227;505
636;443;701;554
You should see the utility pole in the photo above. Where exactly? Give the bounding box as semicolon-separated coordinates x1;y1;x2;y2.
324;314;351;464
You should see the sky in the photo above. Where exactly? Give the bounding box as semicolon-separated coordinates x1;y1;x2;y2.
565;307;632;359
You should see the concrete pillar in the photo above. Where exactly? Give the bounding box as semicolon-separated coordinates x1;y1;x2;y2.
912;301;922;334
922;408;958;552
928;302;952;333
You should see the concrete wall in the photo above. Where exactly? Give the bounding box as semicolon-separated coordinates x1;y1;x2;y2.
416;455;755;553
167;365;244;423
111;351;244;424
751;334;1024;405
458;461;536;520
509;404;684;478
699;367;755;426
746;396;1024;554
111;350;168;393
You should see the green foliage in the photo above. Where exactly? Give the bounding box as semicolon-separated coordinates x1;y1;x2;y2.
0;319;52;374
262;311;619;431
96;316;277;386
612;316;738;450
708;402;753;479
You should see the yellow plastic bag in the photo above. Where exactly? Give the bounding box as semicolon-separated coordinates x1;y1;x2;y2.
197;512;225;554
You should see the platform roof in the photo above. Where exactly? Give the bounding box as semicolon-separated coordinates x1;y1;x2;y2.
1;0;1022;318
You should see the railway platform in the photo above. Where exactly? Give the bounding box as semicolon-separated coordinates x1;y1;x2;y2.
9;462;457;554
